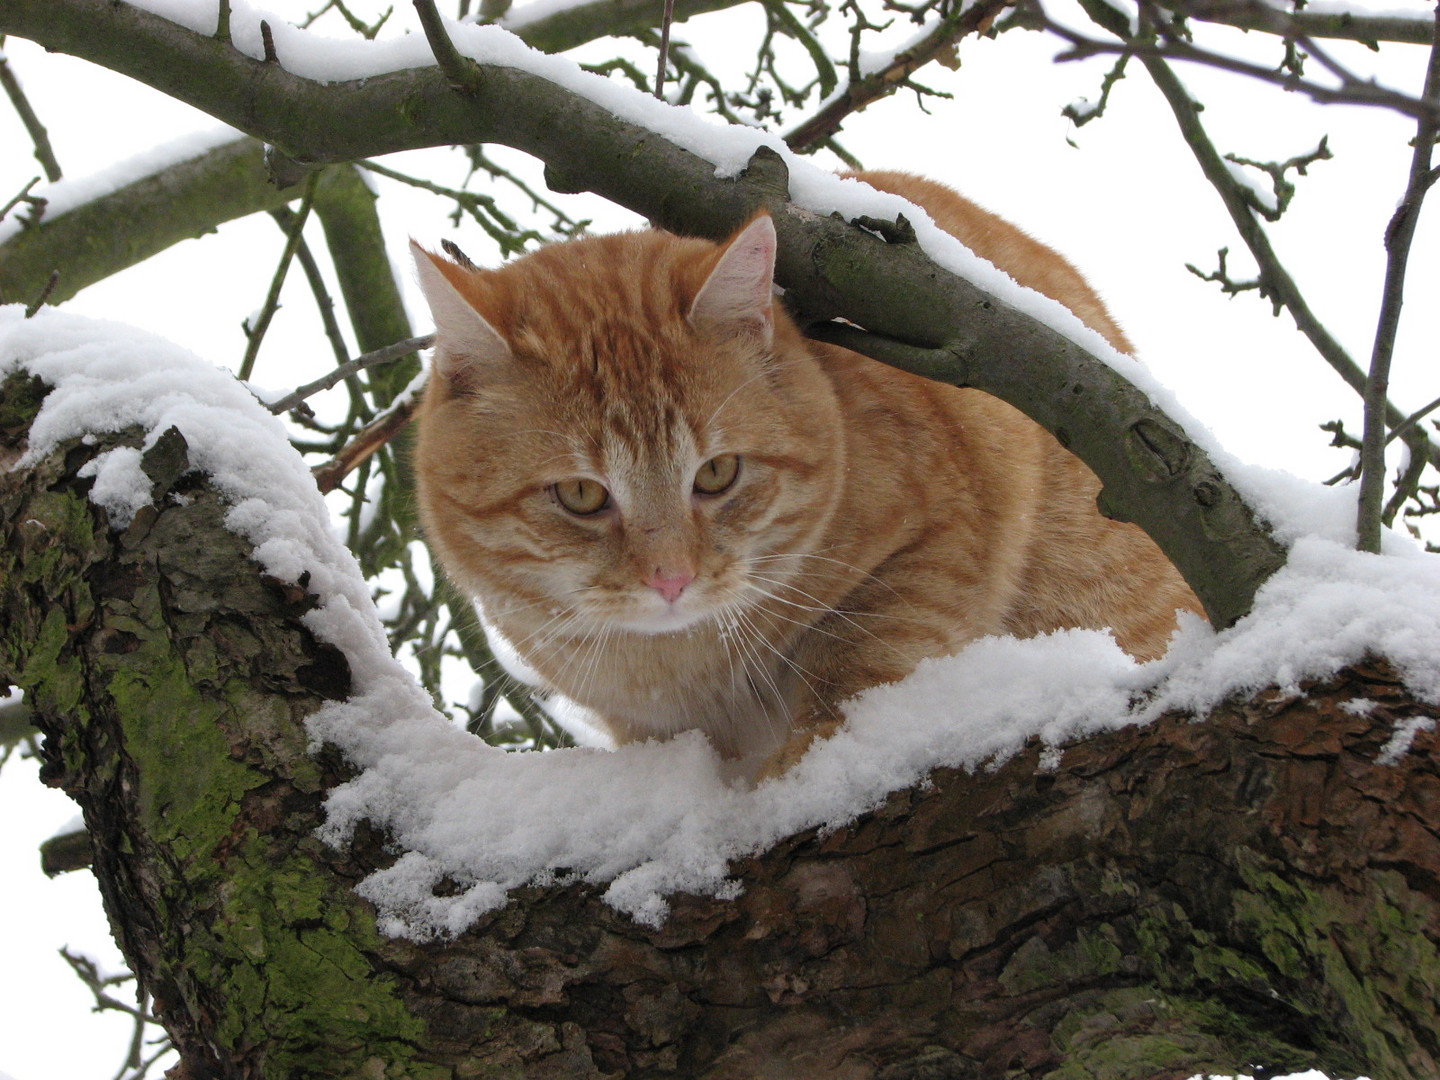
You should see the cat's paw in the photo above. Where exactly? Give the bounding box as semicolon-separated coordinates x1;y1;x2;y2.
755;717;843;782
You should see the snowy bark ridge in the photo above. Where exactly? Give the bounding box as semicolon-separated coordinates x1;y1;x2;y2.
4;314;1440;1077
0;0;1286;628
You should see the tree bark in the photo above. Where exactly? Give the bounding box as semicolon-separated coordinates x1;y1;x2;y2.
0;0;1287;630
5;347;1438;1078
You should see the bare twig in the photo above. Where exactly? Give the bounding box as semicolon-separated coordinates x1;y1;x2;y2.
0;40;61;180
312;390;422;494
655;0;677;99
1041;0;1440;125
1153;0;1434;47
238;173;318;381
1104;8;1440;478
784;0;1008;152
259;19;277;62
270;206;351;371
0;175;41;222
269;335;433;415
414;0;483;93
23;268;58;316
1357;6;1440;552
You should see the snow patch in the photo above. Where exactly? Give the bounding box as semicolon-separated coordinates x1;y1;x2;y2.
6;298;1439;940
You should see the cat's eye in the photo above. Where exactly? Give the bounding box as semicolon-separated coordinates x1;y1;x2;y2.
694;454;741;496
554;478;610;515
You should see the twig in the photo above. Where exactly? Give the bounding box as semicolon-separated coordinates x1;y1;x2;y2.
655;0;677;98
0;42;62;181
0;175;40;222
1151;0;1434;47
215;0;231;43
269;334;433;415
23;268;58;316
414;0;483;93
259;19;277;62
238;173;318;381
784;0;1007;152
270;206;351;370
1118;17;1440;475
1357;5;1440;552
312;389;423;493
1042;0;1440;125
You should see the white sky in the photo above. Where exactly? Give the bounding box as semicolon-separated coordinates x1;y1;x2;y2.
1;0;1433;1075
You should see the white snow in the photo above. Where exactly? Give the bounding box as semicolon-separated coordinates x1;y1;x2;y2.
4;304;1438;942
1377;716;1437;766
0;128;246;246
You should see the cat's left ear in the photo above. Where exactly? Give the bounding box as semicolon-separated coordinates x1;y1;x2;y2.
688;214;776;348
410;241;513;390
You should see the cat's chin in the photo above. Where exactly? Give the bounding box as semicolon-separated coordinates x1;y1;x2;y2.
608;605;717;637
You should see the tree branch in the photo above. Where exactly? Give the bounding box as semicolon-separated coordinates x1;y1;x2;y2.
783;1;1004;153
0;38;62;180
1155;0;1435;47
2;369;1436;1075
1357;5;1440;552
0;0;1289;627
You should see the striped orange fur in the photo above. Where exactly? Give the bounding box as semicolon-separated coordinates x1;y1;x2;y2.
411;171;1200;768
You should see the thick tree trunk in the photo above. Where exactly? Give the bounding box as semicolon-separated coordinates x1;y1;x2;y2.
3;374;1438;1079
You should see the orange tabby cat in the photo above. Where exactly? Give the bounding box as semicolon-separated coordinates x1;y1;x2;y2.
411;171;1200;768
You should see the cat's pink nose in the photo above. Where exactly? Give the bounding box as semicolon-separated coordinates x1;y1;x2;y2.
647;570;694;603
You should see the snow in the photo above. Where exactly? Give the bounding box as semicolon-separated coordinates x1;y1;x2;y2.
0;127;246;245
4;304;1439;942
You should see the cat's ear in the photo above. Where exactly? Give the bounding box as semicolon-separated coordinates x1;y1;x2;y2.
688;214;776;347
410;240;512;389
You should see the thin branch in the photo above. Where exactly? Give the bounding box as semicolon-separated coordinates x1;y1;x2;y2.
0;40;61;180
414;0;483;92
238;172;318;382
23;268;58;316
270;205;351;370
784;0;1007;152
1154;0;1434;47
1357;6;1440;552
1106;10;1440;475
312;390;422;494
268;334;432;415
1042;0;1440;125
655;0;676;99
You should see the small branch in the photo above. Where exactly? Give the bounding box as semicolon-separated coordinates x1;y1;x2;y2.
414;0;483;93
259;19;277;62
1153;0;1434;47
215;0;231;43
238;173;318;382
24;269;59;316
270;206;351;370
268;334;432;415
784;0;1008;152
1357;6;1440;552
41;825;93;875
0;43;62;180
0;175;41;222
1044;0;1440;125
655;0;676;99
312;389;422;494
1118;21;1440;476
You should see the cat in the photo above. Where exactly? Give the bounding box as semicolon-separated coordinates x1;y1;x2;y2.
409;170;1201;771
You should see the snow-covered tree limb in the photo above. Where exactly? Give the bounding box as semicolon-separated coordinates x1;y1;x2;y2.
3;361;1438;1080
0;0;1288;627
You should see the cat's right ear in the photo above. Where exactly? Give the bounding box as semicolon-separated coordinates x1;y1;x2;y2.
689;214;776;348
410;240;512;390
